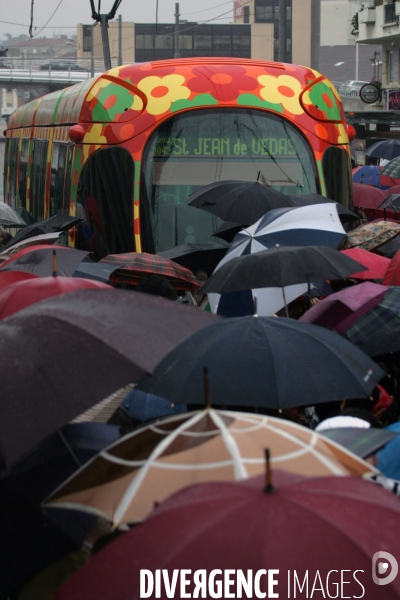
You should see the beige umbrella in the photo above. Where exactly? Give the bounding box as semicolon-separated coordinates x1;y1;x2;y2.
342;221;400;251
44;409;377;527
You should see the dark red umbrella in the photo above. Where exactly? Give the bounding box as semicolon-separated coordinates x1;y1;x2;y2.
341;248;390;280
384;250;400;286
100;252;200;291
0;270;38;289
0;245;89;277
0;276;111;319
384;185;400;199
352;182;385;210
55;472;400;600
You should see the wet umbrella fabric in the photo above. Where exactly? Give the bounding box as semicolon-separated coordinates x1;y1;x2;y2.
375;234;400;258
299;281;388;333
366;138;400;160
0;270;38;289
0;289;217;468
201;245;365;295
345;287;400;346
138;316;384;408
0;423;119;599
44;410;375;526
383;249;400;285
158;242;227;277
342;221;400;251
0;276;111;319
0;200;27;227
352;182;386;210
352;166;382;187
287;193;360;223
0;245;90;277
340;248;390;280
55;474;400;600
99;252;200;291
188;180;289;224
359;325;400;357
120;387;187;423
0;232;62;256
2;214;82;250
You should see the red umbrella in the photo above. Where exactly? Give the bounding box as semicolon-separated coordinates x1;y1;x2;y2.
0;276;111;319
55;472;400;600
383;249;400;285
352;182;385;210
100;252;200;291
384;185;400;199
0;245;89;277
0;270;38;289
341;248;390;280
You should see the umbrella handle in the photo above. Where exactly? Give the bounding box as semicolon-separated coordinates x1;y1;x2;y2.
203;366;211;409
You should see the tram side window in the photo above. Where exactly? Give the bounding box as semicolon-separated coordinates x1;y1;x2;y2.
63;144;74;214
3;138;8;202
9;138;19;207
19;139;29;210
30;140;48;221
50;142;67;216
322;146;352;209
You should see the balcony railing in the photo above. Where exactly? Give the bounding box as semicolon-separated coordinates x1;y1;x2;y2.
384;3;399;24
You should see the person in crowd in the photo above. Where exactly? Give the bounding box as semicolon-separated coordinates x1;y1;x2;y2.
0;226;12;247
135;275;177;300
193;270;210;310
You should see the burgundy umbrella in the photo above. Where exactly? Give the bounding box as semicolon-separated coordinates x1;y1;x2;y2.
299;281;388;333
352;182;385;210
383;249;400;286
55;472;400;600
0;270;38;289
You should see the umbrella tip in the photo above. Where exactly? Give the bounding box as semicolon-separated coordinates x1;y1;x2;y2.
253;295;258;317
264;448;274;494
52;249;57;277
203;366;211;409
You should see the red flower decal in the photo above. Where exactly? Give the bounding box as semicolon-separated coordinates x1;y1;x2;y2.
187;65;258;101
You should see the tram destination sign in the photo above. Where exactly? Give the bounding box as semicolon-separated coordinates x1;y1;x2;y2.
153;137;298;158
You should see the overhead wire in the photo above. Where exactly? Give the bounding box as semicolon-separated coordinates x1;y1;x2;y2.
32;0;65;38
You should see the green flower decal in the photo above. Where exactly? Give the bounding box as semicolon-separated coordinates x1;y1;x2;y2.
307;81;341;121
92;83;137;122
237;94;284;114
170;94;218;113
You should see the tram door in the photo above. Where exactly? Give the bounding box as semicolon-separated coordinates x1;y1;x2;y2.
76;147;135;260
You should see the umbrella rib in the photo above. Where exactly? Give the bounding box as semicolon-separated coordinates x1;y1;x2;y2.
113;410;207;525
208;409;248;480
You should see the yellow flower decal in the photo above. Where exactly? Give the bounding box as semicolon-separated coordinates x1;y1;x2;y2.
83;123;107;144
87;79;113;102
258;75;303;115
132;74;191;115
337;124;349;144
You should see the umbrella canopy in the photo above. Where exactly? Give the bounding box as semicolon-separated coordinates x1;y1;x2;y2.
158;242;227;278
138;316;384;408
381;156;400;179
340;248;390;280
0;232;62;256
366;138;400;160
201;245;365;295
120;387;187;423
0;422;119;599
345;286;400;346
352;166;382;187
299;281;388;333
352;182;385;210
383;249;400;285
99;252;200;291
212;221;243;243
342;221;400;251
55;473;400;600
0;289;217;468
0;245;90;277
320;427;398;460
0;276;111;320
287;193;360;223
188;180;290;224
375;234;400;258
44;409;375;526
0;200;27;227
0;270;38;289
2;214;82;250
384;184;400;198
359;324;400;357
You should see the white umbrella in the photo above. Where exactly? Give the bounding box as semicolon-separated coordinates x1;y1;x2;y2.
209;204;345;316
0;202;27;227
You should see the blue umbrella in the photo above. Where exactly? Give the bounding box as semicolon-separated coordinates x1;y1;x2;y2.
365;139;400;161
352;165;382;187
121;388;187;423
377;422;400;480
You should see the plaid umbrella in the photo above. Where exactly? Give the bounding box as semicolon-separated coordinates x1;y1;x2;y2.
345;287;400;346
99;252;200;291
342;221;400;251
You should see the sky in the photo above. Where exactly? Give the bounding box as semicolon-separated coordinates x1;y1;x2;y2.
0;0;234;42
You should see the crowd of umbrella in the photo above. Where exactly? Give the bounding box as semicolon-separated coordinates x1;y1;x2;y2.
2;181;400;600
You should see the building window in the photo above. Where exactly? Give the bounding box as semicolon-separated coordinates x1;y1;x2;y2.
243;6;250;23
136;35;154;49
179;35;193;50
213;35;231;50
233;35;250;49
194;35;212;49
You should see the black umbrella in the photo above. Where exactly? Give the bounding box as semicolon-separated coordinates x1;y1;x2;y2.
0;423;119;599
138;316;384;408
2;214;82;250
0;245;90;277
201;245;365;295
359;325;400;358
0;289;217;468
158;242;228;277
212;221;243;243
375;234;400;258
365;139;400;161
188;180;290;224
